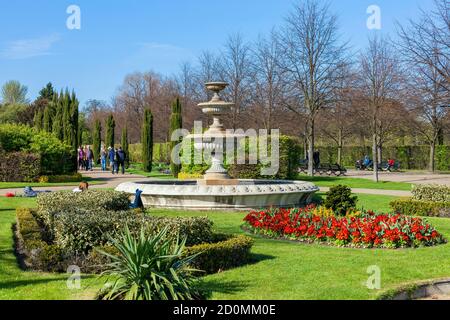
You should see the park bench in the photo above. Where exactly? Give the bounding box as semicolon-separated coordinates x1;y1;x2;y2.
315;163;347;176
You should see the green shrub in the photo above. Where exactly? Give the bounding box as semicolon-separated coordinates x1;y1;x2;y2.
0;123;75;175
323;185;358;216
144;216;213;247
412;184;450;202
84;244;120;274
39;173;83;183
0;151;41;182
183;234;254;274
15;208;68;272
390;199;450;217
36;190;130;231
97;226;203;300
52;208;145;253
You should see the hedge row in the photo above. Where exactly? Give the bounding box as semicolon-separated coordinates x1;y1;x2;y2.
15;208;67;272
35;190;130;232
390;199;450;218
183;234;254;274
412;184;450;202
128;142;171;164
0;151;41;182
0;123;76;176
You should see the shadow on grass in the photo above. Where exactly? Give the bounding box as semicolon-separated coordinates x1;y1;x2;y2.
199;279;250;299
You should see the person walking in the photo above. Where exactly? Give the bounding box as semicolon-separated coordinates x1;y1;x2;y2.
86;145;94;171
78;146;84;171
111;147;118;174
100;146;107;171
117;146;126;174
108;147;115;171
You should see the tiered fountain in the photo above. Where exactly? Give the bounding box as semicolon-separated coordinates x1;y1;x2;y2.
116;82;318;210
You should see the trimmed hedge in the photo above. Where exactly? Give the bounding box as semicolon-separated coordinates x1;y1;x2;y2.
390;199;450;217
15;208;68;272
412;184;450;202
184;234;254;274
35;190;130;232
0;151;41;182
38;173;83;183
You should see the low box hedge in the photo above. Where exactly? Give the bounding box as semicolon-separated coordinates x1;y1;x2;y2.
390;199;450;217
15;208;68;272
184;234;254;274
35;190;130;232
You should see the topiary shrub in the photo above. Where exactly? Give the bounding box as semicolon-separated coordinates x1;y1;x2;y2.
390;199;450;217
183;234;254;274
323;185;358;216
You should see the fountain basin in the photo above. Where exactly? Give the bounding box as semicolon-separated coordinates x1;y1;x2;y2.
115;180;319;210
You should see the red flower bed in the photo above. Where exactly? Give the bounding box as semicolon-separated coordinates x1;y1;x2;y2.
5;192;15;198
243;206;446;248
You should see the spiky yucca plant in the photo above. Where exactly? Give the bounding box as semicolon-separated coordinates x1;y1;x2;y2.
98;226;202;300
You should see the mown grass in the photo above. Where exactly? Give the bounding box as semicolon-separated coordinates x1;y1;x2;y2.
298;174;413;191
1;193;449;300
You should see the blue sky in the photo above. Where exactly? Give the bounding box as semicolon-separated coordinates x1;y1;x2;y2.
0;0;436;107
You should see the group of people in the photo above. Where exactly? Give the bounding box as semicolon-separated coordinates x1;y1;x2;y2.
78;145;127;174
77;145;94;171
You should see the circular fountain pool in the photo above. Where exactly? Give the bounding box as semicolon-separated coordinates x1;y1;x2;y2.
115;179;319;210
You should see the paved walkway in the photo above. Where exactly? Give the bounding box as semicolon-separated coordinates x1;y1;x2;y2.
346;170;450;185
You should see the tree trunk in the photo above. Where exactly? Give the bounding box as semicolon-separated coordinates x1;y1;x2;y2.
429;141;436;172
372;111;379;182
337;128;343;166
377;143;382;165
308;118;315;176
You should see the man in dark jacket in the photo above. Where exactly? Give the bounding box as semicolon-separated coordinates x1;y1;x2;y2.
117;147;126;174
109;147;116;174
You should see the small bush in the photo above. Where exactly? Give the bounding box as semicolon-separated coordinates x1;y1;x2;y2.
390;199;450;217
323;185;358;216
412;184;450;202
183;234;254;274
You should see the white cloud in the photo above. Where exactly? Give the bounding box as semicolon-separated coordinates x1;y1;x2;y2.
1;34;61;60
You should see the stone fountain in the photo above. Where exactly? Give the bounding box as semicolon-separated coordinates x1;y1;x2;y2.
115;82;319;210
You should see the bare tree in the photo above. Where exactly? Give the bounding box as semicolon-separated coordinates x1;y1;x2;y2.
397;0;449;91
221;33;252;129
249;31;286;130
358;36;402;182
279;0;347;176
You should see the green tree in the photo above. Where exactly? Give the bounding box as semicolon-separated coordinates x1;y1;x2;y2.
169;97;183;178
1;80;28;105
42;105;52;132
93;119;102;163
121;125;129;168
34;109;43;131
142;108;153;172
38;82;55;101
105;114;116;148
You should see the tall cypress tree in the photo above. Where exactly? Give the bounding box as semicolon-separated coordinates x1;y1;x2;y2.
169;97;183;178
142;108;153;172
43;105;52;132
34;109;43;131
105;114;115;148
93;119;102;163
121;125;129;169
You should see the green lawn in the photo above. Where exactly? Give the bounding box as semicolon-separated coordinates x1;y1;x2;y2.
1;193;449;300
126;163;174;180
298;174;413;191
0;176;104;190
